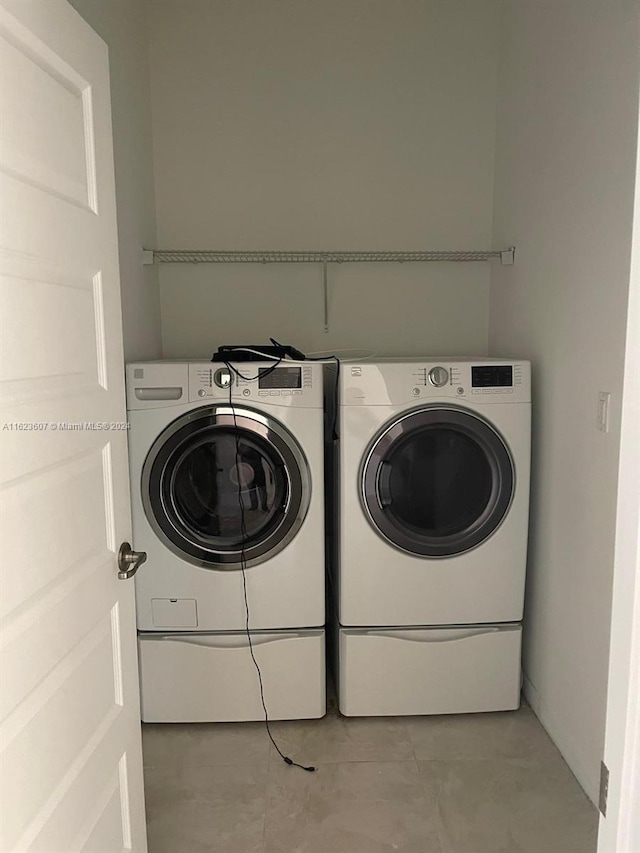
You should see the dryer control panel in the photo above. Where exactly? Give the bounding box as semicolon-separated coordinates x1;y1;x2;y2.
341;359;531;406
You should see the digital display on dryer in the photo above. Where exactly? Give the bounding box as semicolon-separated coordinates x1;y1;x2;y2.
471;366;513;387
258;367;302;389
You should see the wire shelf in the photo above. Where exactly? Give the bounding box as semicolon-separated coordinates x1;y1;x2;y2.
142;246;515;334
147;248;514;264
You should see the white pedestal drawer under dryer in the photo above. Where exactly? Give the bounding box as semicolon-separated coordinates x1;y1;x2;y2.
334;358;531;716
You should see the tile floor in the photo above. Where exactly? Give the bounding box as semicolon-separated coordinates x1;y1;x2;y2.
142;696;598;853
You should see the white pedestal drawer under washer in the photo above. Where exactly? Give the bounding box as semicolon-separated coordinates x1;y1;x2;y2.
126;360;326;721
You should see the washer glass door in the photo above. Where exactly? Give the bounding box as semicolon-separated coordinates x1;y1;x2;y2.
361;407;514;557
143;407;311;568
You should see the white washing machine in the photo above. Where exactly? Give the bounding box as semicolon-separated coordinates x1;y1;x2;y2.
126;360;326;722
336;358;531;716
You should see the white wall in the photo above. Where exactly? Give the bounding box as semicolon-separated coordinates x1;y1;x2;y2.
69;0;161;361
490;0;639;803
148;0;499;357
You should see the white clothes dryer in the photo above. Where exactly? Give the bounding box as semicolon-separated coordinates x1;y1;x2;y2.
126;360;326;722
335;358;531;716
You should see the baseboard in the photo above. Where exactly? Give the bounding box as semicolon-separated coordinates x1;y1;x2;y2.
523;672;598;805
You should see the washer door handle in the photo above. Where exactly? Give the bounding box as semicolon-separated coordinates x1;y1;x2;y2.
377;461;393;508
118;542;147;580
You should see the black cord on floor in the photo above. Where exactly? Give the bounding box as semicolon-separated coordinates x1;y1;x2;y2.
224;358;316;773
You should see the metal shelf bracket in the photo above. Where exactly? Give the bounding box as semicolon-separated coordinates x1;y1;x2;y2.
500;246;515;266
322;261;329;334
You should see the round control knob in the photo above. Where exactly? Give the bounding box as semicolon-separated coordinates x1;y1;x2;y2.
197;389;206;398
428;366;449;388
213;368;233;388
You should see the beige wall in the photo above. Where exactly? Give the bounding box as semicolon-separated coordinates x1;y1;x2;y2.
69;0;161;361
148;0;499;357
490;0;639;803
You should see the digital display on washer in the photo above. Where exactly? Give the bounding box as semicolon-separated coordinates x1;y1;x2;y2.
471;365;513;387
258;367;302;389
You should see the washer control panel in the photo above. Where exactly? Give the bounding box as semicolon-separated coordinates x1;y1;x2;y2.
187;362;322;407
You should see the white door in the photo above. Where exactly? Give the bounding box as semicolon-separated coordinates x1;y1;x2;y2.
0;0;147;850
597;84;640;853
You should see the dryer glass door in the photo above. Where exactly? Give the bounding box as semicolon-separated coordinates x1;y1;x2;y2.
142;407;311;569
361;407;514;557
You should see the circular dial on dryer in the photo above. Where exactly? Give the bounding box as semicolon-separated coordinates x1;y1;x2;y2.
428;366;449;387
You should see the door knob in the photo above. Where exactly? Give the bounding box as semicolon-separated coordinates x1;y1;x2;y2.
117;542;147;580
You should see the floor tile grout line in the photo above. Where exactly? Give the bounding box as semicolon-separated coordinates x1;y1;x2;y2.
265;756;429;771
411;752;446;853
143;759;272;770
146;754;568;771
267;753;420;764
407;718;421;763
415;758;448;853
260;723;271;853
259;756;272;853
